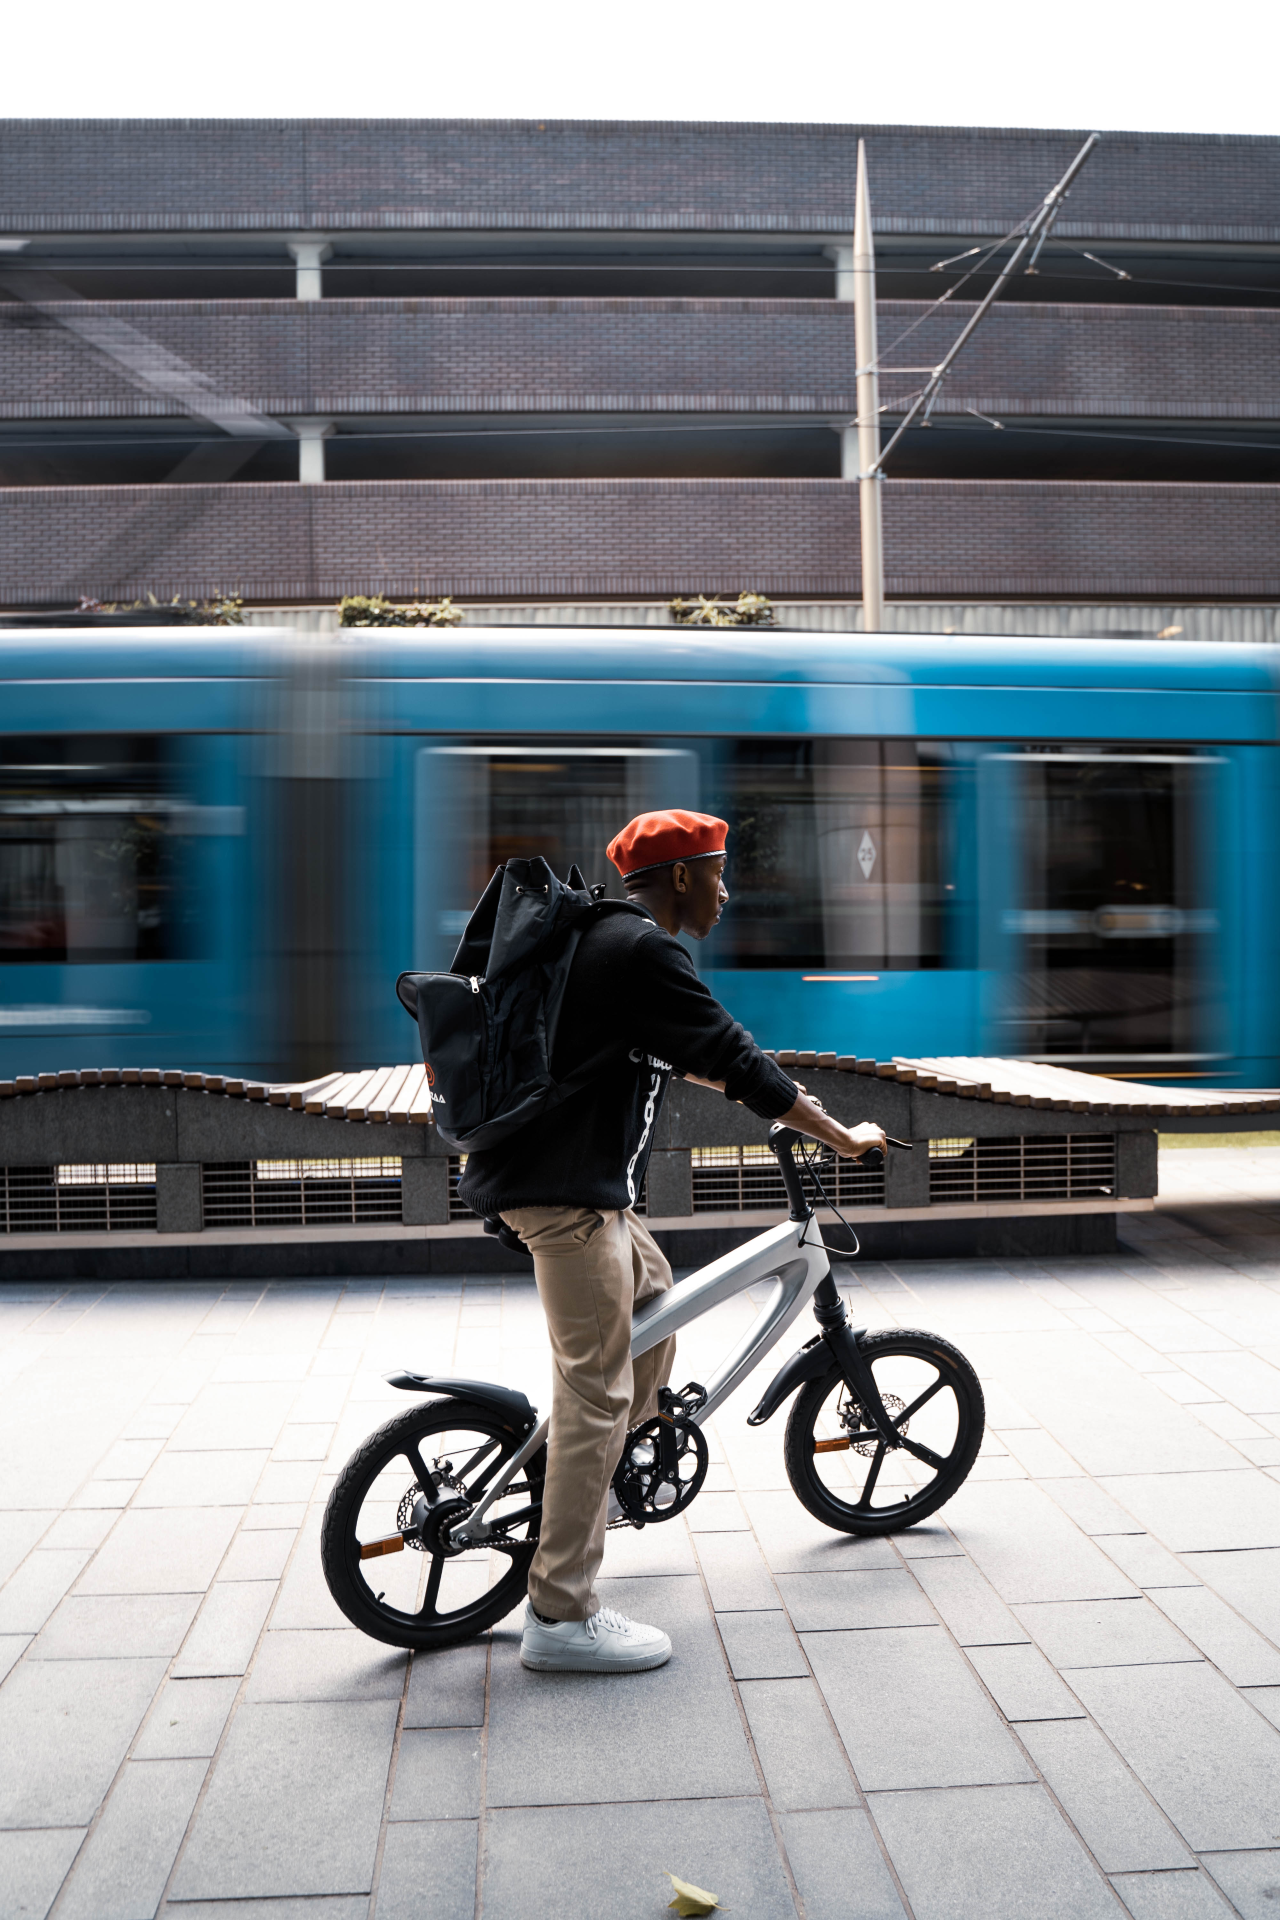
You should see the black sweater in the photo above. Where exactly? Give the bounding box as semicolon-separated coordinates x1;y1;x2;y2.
458;907;799;1215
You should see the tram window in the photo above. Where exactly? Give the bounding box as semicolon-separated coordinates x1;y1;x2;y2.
711;739;951;970
1007;750;1211;1060
0;736;184;964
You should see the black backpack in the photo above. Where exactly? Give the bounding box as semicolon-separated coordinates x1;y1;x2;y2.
396;856;649;1152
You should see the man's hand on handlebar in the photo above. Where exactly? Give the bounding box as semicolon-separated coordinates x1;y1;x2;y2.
778;1091;886;1161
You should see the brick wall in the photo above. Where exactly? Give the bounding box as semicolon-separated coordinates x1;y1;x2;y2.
4;298;1278;423
2;120;1278;241
4;477;1278;605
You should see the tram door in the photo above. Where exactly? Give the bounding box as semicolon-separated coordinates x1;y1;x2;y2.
982;752;1220;1068
414;744;698;971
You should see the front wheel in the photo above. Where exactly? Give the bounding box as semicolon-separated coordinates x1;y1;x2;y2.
321;1397;544;1650
783;1329;984;1535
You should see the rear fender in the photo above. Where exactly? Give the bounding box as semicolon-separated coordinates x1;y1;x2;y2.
745;1337;833;1426
384;1372;536;1435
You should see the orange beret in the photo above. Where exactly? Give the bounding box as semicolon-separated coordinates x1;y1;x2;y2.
607;809;729;880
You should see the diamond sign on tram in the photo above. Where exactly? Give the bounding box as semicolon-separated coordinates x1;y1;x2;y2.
858;829;878;879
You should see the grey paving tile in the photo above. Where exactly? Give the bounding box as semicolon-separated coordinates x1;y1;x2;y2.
481;1797;795;1920
910;1554;1030;1646
1189;1546;1280;1641
1101;1535;1203;1589
390;1728;482;1821
895;1524;961;1558
869;1780;1117;1920
219;1528;295;1582
170;1699;398;1899
31;1591;201;1662
1070;1661;1280;1849
967;1642;1085;1720
1244;1686;1280;1731
599;1514;698;1576
0;1511;58;1585
253;1462;322;1505
1202;1848;1280;1916
1042;1476;1145;1535
1176;1350;1280;1413
56;1757;207;1920
739;1678;858;1811
1151;1585;1280;1685
240;1503;307;1532
0;1550;91;1633
945;1480;1140;1603
247;1628;407;1703
95;1438;165;1479
404;1641;488;1728
268;1513;347;1629
273;1423;336;1461
70;1479;137;1511
134;1448;267;1508
133;1676;240;1759
1100;1469;1280;1552
775;1568;936;1633
36;1509;115;1552
693;1530;777;1610
168;1383;295;1451
0;1656;165;1826
375;1820;478;1920
717;1609;808;1680
803;1626;1034;1790
485;1576;756;1805
1110;1868;1236;1918
782;1808;906;1918
172;1580;276;1678
75;1508;240;1595
1019;1719;1193;1872
687;1491;749;1531
164;1900;367;1918
0;1827;85;1920
740;1489;900;1572
0;1633;30;1683
1015;1597;1200;1669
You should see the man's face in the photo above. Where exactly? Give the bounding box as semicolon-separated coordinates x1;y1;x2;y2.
679;854;729;939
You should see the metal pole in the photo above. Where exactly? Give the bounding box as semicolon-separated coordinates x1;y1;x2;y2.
873;132;1099;474
853;139;884;633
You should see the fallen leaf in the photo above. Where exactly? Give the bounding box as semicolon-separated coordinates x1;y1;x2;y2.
665;1869;726;1914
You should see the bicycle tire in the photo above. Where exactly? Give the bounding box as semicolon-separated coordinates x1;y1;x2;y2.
321;1396;544;1650
783;1328;984;1536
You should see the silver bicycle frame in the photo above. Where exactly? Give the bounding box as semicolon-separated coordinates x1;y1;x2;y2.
454;1214;832;1544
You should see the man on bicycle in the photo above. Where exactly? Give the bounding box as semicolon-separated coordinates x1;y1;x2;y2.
458;809;885;1673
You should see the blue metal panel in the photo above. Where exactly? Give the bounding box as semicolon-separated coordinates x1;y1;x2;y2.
701;969;984;1058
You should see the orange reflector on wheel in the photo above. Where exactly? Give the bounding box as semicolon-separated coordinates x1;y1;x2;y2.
813;1437;851;1453
359;1534;407;1559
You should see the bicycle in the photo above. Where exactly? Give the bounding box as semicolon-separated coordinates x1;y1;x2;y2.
321;1126;986;1649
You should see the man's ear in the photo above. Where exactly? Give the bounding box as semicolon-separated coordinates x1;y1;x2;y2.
671;860;689;895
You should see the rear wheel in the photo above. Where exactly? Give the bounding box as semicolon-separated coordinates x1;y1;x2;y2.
783;1329;984;1535
321;1397;544;1650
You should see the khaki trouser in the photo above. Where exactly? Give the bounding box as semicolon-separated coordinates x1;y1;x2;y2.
500;1205;676;1621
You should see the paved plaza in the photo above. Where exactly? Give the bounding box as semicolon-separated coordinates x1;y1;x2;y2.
5;1149;1280;1919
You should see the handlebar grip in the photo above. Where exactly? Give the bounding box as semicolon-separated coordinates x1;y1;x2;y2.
860;1146;885;1172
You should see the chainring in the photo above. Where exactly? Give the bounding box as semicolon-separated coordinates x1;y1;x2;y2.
612;1410;709;1526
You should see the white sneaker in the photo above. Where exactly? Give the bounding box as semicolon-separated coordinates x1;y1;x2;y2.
520;1602;672;1673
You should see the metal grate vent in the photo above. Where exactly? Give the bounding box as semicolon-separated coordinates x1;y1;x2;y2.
202;1159;402;1228
929;1135;1115;1204
447;1157;646;1221
1;1164;157;1233
692;1143;884;1213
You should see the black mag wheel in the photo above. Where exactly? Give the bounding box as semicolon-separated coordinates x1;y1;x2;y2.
783;1329;985;1536
321;1397;544;1651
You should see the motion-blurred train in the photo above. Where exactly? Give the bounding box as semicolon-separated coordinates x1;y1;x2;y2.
1;626;1276;1087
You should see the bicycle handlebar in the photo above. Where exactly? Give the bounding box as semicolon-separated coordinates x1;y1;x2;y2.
769;1125;889;1222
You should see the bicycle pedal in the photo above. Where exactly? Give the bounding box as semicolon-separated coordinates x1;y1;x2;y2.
658;1380;708;1419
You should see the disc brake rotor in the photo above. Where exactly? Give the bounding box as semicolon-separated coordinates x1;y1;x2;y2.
841;1391;908;1456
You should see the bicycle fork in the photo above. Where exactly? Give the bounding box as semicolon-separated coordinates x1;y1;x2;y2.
746;1271;902;1447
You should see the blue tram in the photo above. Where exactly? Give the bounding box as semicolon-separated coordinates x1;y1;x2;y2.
2;627;1278;1087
